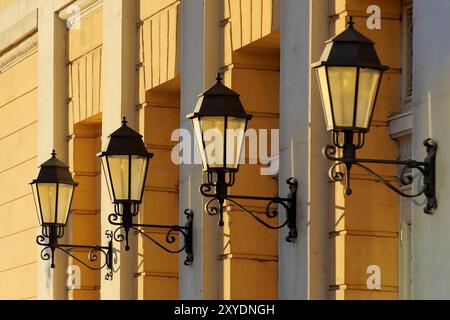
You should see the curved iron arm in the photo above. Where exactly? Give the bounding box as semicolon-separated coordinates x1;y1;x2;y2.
200;177;298;243
36;228;114;280
108;209;194;266
323;138;437;214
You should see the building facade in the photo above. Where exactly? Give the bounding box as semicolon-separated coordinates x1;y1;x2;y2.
0;0;447;300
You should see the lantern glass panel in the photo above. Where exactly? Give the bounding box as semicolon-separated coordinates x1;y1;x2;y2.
356;68;381;129
57;183;74;225
130;156;148;201
31;183;42;225
201;116;225;169
108;155;130;200
328;67;357;127
193;118;208;170
37;183;57;224
317;66;334;130
101;157;114;201
226;117;247;169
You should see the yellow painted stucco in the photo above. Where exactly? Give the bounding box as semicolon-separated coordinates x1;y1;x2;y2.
220;0;281;299
66;7;103;300
0;52;38;300
137;81;181;300
0;0;14;12
329;0;401;299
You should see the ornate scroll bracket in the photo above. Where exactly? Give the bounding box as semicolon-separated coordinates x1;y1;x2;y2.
36;226;114;280
323;138;437;214
200;177;298;243
109;209;194;266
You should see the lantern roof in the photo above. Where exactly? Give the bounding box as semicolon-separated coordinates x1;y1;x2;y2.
187;74;253;120
312;16;388;70
31;151;78;185
99;117;154;158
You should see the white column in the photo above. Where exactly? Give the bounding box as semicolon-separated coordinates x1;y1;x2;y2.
179;0;221;300
412;0;450;299
37;0;69;300
278;0;330;299
101;0;138;300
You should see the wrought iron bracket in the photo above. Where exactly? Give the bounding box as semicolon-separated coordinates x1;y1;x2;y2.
323;138;437;214
36;225;114;280
200;175;298;243
108;208;194;266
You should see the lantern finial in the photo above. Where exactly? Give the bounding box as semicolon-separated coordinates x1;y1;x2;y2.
216;73;223;83
346;15;355;29
51;149;56;158
122;117;128;126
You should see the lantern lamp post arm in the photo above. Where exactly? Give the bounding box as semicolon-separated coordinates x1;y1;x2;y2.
36;228;114;280
200;177;298;243
323;138;437;214
108;209;194;266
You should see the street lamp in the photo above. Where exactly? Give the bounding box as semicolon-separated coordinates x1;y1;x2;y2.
99;118;153;207
99;118;193;265
312;16;387;134
313;16;437;213
187;74;252;173
32;150;114;280
31;151;78;227
188;74;298;242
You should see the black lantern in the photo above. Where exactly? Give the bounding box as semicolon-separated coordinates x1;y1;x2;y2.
188;74;298;242
98;117;153;206
314;16;437;214
31;150;78;227
99;118;194;265
187;74;252;173
312;16;388;134
32;151;114;279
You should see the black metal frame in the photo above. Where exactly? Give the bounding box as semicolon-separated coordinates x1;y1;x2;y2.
324;131;437;214
30;150;79;226
108;205;194;266
98;118;153;205
200;171;298;242
187;74;252;173
320;65;384;133
193;115;250;173
36;225;114;280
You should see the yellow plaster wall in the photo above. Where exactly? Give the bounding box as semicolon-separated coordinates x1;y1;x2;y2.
68;8;103;127
135;1;182;299
329;0;402;299
221;0;281;296
221;64;280;300
0;52;38;300
224;0;280;52
66;8;104;300
0;0;14;12
139;0;180;92
137;80;180;300
68;121;102;300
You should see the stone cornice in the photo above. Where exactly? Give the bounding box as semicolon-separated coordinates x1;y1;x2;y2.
388;109;413;139
0;9;38;73
0;9;37;54
58;0;102;21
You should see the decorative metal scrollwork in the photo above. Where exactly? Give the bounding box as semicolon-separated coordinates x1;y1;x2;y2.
205;197;221;217
36;227;114;280
323;138;438;214
200;176;298;243
108;208;194;266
